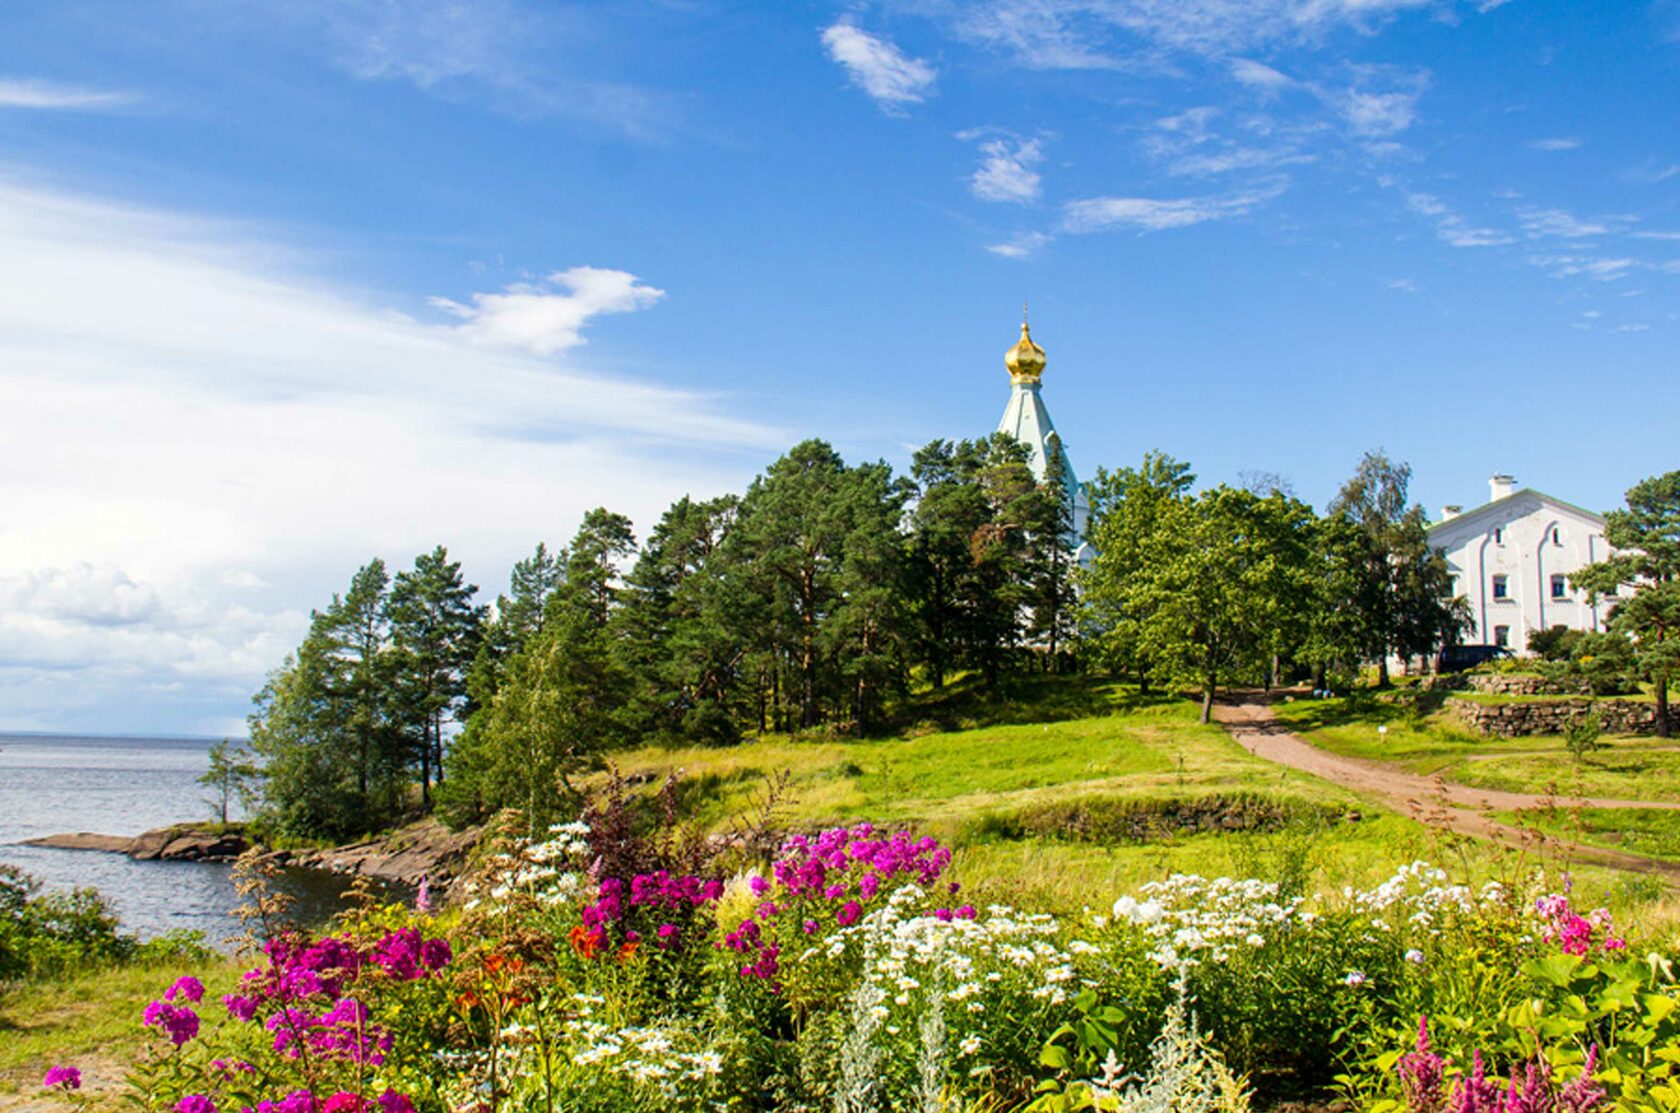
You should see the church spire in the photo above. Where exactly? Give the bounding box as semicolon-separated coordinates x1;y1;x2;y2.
1004;309;1046;385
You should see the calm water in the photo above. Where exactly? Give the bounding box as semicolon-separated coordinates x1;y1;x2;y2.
0;733;365;948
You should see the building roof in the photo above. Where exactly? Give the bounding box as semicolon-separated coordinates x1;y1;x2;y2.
1427;487;1606;535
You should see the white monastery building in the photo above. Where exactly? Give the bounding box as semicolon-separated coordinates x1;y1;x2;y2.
995;318;1094;565
1428;474;1616;654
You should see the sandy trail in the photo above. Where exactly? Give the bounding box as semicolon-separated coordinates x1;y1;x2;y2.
1213;695;1680;881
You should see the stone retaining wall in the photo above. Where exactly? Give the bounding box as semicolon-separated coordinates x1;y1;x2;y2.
1464;673;1593;696
1448;696;1656;737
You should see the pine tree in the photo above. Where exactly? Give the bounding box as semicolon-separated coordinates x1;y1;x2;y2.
388;546;484;808
1572;470;1680;737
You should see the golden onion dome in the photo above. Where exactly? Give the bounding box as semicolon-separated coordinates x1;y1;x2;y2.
1005;320;1046;384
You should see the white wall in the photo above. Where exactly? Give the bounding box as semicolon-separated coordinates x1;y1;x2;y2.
1429;492;1612;653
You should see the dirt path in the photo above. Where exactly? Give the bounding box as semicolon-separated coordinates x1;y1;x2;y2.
1213;695;1680;880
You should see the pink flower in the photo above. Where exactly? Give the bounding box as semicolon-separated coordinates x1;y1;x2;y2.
42;1066;81;1091
143;999;200;1046
321;1093;363;1113
166;976;205;1004
1397;1017;1444;1113
376;1093;416;1113
177;1095;217;1113
224;994;260;1022
837;901;862;926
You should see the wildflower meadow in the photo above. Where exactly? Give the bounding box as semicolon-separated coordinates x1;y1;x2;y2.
31;809;1680;1113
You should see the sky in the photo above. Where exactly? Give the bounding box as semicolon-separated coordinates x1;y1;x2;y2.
1;0;1676;735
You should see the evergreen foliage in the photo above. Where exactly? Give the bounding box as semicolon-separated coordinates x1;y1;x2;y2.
1571;469;1680;736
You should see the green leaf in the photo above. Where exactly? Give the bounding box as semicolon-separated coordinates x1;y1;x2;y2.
1040;1045;1073;1071
1524;953;1586;988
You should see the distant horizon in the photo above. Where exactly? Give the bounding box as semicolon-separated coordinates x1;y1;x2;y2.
0;729;244;744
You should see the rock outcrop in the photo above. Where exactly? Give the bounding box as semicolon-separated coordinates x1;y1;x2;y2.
23;818;487;900
261;819;483;894
23;824;251;861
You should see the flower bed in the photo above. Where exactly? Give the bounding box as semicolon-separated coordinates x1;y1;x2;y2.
39;821;1680;1113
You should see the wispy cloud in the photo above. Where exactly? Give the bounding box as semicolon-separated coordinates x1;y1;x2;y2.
1529;137;1582;151
430;268;665;356
1517;207;1609;239
822;21;937;112
1062;184;1285;233
954;0;1462;66
313;0;675;138
1403;191;1514;247
0;78;134;110
970;137;1044;203
986;231;1053;257
1529;253;1639;281
1230;58;1294;93
0;177;778;730
1323;68;1429;137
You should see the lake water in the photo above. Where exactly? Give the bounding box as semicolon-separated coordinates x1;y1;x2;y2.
0;732;365;949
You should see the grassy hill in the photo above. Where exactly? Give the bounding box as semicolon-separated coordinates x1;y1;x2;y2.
599;676;1541;912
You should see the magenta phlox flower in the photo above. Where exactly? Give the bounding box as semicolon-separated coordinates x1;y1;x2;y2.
371;929;426;980
723;919;762;953
144;998;201;1046
210;1059;257;1078
934;908;955;922
955;904;976;920
42;1066;81;1091
1535;892;1626;956
224;993;260;1022
177;1094;217;1113
837;901;862;926
321;1092;364;1113
257;1090;320;1113
376;1091;415;1113
655;923;680;947
166;976;205;1004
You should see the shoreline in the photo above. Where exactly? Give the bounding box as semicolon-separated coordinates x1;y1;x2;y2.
20;818;484;896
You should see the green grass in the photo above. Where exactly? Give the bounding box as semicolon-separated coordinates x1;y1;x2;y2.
605;676;1651;912
1453;750;1680;801
616;679;1367;840
1496;807;1680;865
1272;692;1677;798
0;957;242;1101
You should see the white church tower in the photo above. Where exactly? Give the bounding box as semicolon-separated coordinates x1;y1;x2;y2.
995;316;1094;564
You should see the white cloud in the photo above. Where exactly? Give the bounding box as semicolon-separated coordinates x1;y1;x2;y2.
1517;207;1609;239
821;22;937;111
1529;137;1582;151
1387;277;1417;292
0;177;781;731
986;231;1053;257
430;268;664;356
1061;184;1285;232
308;0;674;138
1330;84;1422;136
1529;253;1638;281
971;138;1044;203
0;78;133;110
1614;323;1650;332
955;0;1452;65
1403;191;1514;247
1230;58;1294;93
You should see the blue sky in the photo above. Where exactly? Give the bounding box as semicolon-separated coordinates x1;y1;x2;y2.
1;0;1676;734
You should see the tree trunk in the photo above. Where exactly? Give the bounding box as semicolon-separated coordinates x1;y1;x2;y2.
1658;678;1671;739
1377;647;1391;688
1312;663;1326;692
1200;674;1216;724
